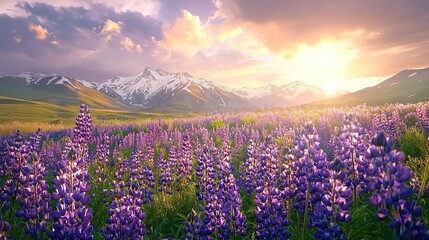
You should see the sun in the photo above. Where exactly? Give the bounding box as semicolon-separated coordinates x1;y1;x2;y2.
289;40;356;94
323;81;337;95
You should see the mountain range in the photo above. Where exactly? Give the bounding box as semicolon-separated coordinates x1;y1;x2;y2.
0;67;340;112
1;67;428;115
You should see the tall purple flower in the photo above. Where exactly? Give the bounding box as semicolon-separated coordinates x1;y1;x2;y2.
195;147;216;201
0;130;29;222
95;135;110;185
48;104;93;239
105;151;146;239
197;143;246;239
253;136;290;239
177;134;193;188
239;140;259;195
157;150;174;194
15;152;52;238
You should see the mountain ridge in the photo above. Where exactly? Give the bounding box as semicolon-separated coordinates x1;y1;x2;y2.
313;67;429;106
0;67;362;111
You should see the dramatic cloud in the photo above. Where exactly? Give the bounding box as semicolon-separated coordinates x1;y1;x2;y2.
0;0;428;91
159;10;209;55
0;1;164;81
215;0;429;78
28;23;48;40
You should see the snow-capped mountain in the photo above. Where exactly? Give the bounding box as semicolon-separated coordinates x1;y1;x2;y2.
1;68;353;112
16;72;86;88
231;81;336;107
96;67;251;111
0;72;127;109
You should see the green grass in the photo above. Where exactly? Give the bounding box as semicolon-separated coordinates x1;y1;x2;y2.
400;127;428;161
0;98;199;135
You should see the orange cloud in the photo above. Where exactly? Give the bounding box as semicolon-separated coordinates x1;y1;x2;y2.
120;37;142;53
28;24;48;40
159;10;211;55
102;19;122;35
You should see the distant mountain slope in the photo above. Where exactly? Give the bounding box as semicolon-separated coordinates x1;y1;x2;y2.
315;67;429;106
231;81;344;107
97;67;253;111
1;67;353;113
0;73;128;109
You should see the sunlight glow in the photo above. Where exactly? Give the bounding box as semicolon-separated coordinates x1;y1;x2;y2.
291;40;357;90
323;81;337;95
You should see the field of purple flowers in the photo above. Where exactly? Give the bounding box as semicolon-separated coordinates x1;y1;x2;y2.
1;103;429;239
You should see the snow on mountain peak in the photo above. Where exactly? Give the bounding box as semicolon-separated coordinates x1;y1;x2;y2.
99;68;219;105
231;80;318;100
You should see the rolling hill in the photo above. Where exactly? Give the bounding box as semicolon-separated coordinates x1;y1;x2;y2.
314;67;429;106
0;73;128;109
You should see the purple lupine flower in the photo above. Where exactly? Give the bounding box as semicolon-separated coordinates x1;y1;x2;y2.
105;188;146;239
197;142;246;239
48;104;93;239
105;149;146;239
157;150;174;194
15;152;51;238
195;147;216;201
177;134;193;188
365;132;429;239
1;130;30;218
95;135;110;184
140;166;155;204
239;139;259;195
182;209;203;240
0;219;11;239
254;136;290;239
416;104;429;134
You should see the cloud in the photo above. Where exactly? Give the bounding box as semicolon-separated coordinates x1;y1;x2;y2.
120;37;142;53
1;0;429;92
102;19;122;35
159;10;210;55
158;0;216;23
14;36;22;44
1;0;162;18
0;1;164;81
215;0;429;78
121;37;135;51
28;23;49;40
135;44;143;54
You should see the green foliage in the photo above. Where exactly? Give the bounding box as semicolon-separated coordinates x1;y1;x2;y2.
405;115;417;127
143;185;197;239
400;127;428;160
239;115;258;126
213;135;222;148
120;147;133;159
207;118;225;130
131;125;140;133
407;156;429;201
408;157;427;184
341;204;396;240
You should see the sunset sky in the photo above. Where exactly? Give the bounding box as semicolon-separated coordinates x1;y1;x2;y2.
1;0;428;92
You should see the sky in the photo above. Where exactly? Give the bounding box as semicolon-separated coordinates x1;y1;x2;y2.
0;0;428;92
